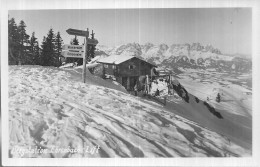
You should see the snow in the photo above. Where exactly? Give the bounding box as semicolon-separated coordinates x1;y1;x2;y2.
88;55;102;63
150;78;169;96
177;69;252;117
75;63;100;69
97;54;134;65
8;66;251;157
59;63;75;68
162;68;252;152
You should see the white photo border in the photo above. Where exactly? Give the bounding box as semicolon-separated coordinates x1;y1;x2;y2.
1;0;260;166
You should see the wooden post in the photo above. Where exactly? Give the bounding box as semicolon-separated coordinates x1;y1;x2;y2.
146;75;149;94
83;29;89;83
83;38;87;83
102;64;105;79
126;77;129;90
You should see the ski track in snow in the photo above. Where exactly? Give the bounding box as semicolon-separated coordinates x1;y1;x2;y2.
8;66;250;158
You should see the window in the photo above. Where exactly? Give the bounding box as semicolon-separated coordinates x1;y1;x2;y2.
112;65;117;69
104;64;108;68
129;65;134;70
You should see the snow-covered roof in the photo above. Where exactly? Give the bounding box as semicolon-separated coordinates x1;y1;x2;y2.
97;55;156;67
97;55;134;65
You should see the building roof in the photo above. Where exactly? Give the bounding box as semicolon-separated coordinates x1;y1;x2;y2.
97;55;133;64
97;55;156;67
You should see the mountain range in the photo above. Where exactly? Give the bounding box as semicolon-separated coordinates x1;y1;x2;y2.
96;43;252;73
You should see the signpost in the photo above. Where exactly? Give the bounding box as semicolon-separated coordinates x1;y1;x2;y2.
62;44;84;51
66;29;89;37
61;50;84;58
64;28;98;83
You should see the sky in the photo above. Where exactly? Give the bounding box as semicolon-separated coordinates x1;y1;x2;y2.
9;8;252;55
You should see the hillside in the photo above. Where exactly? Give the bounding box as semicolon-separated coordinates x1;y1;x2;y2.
8;66;251;157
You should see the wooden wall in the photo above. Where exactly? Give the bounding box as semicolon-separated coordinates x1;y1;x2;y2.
101;57;154;77
117;57;154;77
102;64;116;76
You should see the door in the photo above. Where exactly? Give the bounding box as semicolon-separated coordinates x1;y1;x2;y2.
122;77;128;90
129;77;138;91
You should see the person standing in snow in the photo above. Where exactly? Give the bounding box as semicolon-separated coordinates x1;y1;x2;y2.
216;93;221;103
155;88;160;96
134;81;138;96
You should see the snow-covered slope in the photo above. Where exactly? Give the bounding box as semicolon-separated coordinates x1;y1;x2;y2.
177;68;252;117
170;68;252;149
9;66;250;157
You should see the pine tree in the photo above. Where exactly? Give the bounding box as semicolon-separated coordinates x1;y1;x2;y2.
41;28;57;66
35;42;41;65
89;44;96;60
54;32;63;66
8;17;19;65
28;32;40;65
40;36;47;66
71;35;79;45
17;20;30;65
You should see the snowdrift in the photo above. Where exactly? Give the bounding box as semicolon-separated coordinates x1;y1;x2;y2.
8;66;250;157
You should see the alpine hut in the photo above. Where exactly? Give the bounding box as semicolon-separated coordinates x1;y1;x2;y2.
97;55;157;91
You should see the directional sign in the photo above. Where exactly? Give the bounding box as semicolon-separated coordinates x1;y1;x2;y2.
61;50;84;58
87;39;99;45
62;44;84;51
66;28;89;37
